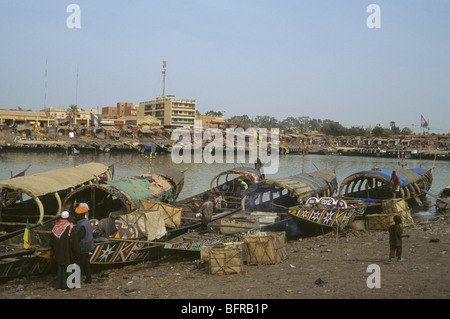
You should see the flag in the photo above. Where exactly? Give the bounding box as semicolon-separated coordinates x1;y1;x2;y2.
420;115;429;129
23;219;30;249
90;112;102;127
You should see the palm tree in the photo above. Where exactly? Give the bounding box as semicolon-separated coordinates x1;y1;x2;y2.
67;104;79;125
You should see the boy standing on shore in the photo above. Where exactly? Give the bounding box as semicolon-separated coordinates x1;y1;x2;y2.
388;215;410;263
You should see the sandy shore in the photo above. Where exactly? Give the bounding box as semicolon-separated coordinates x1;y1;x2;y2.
0;214;448;301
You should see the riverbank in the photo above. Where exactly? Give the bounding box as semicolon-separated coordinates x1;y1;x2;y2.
1;130;449;161
1;214;448;300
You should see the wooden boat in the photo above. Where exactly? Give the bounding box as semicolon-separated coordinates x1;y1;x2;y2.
0;163;113;233
287;197;365;237
164;170;339;257
0;167;185;280
61;167;185;218
338;167;433;206
167;167;264;237
228;170;339;239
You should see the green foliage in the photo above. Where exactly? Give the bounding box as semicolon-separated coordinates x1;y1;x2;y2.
224;113;408;136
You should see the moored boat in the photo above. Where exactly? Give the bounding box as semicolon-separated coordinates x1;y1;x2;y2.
0;163;113;233
232;170;338;239
167;167;264;237
163;170;339;256
338;167;433;208
287;197;364;237
0;167;184;280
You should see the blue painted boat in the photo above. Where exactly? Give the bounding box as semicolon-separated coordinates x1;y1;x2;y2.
338;167;433;203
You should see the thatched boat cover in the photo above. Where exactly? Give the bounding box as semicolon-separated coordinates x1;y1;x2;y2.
341;167;428;188
0;163;111;197
263;170;337;202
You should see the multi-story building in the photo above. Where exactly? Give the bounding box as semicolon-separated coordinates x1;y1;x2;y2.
117;102;138;117
139;95;196;128
102;106;118;116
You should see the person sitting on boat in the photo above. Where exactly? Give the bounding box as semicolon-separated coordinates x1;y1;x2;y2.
389;171;401;198
214;195;227;213
236;179;248;193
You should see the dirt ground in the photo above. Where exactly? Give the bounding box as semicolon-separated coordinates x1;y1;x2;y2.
0;215;449;301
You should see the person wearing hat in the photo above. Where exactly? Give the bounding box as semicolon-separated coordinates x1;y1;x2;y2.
50;211;80;290
74;203;95;284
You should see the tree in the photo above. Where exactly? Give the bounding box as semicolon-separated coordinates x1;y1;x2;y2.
279;117;301;130
226;115;253;128
401;127;412;135
322;120;347;136
67;104;79;125
253;115;279;129
205;110;223;116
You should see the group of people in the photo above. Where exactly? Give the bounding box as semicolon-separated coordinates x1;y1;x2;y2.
50;202;95;290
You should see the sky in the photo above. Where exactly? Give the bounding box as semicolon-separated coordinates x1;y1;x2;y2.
0;0;449;133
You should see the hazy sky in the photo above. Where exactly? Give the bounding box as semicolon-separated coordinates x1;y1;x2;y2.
1;1;449;133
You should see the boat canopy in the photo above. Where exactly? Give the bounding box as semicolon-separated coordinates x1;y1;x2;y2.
243;170;338;208
341;167;428;188
264;170;337;202
0;163;111;197
0;163;112;226
339;167;433;202
62;168;185;220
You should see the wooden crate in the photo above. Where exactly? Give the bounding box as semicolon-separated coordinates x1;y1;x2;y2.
366;214;397;230
244;232;288;265
382;199;410;214
202;241;248;264
209;243;244;275
139;199;182;229
366;210;414;231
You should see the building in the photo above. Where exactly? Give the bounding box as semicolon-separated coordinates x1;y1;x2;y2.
102;103;138;117
117;102;138;117
139;95;196;128
0;109;54;127
102;106;118;116
195;114;224;128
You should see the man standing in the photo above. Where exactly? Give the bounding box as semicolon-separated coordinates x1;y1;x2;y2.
196;194;214;233
74;203;95;284
51;211;79;290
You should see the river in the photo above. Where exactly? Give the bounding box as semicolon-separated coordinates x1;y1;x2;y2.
1;151;448;220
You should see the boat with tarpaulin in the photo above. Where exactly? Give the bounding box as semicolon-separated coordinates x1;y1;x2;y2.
164;170;339;256
0;167;184;280
338;167;433;212
229;170;339;239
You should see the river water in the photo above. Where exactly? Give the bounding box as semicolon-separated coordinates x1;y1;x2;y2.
1;151;448;220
